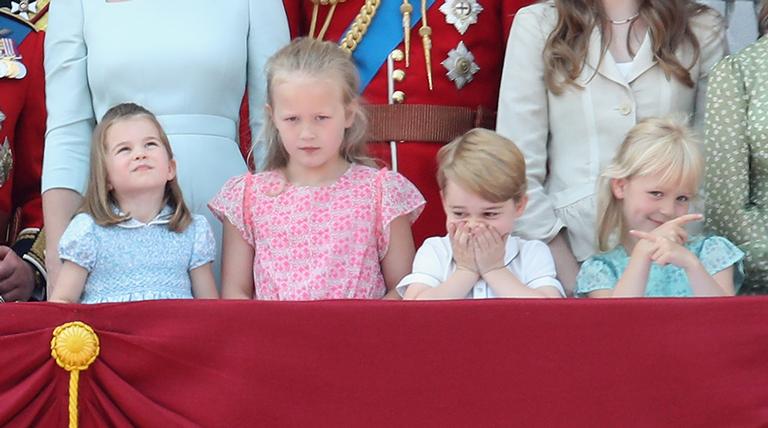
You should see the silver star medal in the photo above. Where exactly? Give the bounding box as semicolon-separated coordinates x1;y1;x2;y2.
442;41;479;90
10;1;38;20
439;0;483;35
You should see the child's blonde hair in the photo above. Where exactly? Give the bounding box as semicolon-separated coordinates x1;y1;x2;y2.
437;128;527;203
259;37;375;170
596;116;703;251
83;102;192;232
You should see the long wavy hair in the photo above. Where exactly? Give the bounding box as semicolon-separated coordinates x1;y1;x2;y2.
543;0;712;94
760;0;768;36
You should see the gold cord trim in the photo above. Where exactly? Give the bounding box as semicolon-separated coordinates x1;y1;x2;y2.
51;321;100;428
339;0;381;54
309;0;347;41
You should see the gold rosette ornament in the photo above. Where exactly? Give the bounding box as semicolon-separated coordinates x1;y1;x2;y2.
51;321;100;428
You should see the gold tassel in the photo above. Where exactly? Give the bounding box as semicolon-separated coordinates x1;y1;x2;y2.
419;0;433;90
51;321;100;428
400;0;413;67
317;1;339;40
309;1;320;38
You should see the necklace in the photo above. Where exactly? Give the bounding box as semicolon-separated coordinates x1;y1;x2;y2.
609;12;639;25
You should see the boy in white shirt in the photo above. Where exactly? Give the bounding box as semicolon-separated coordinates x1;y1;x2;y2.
398;128;565;299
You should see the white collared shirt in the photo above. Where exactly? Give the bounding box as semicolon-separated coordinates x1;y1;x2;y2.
112;204;173;229
397;235;565;298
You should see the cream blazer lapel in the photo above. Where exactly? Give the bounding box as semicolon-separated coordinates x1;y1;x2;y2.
581;27;627;88
626;32;657;83
580;27;658;87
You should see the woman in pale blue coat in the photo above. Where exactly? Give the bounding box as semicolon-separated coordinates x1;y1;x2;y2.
42;0;290;286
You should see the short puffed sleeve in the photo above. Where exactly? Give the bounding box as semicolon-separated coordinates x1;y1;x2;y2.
189;215;216;270
697;236;746;292
376;169;426;257
208;174;254;244
575;255;620;297
58;213;99;272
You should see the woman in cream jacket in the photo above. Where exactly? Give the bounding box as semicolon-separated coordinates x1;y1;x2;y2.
497;0;727;293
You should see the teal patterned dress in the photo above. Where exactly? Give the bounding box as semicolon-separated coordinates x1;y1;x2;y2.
704;36;768;294
575;236;744;297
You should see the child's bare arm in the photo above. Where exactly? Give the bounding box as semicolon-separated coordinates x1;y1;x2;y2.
49;261;88;303
605;238;656;298
685;263;736;296
483;268;562;298
405;223;479;299
220;221;254;299
404;270;480;299
190;263;219;299
475;229;562;298
380;215;415;299
630;228;735;296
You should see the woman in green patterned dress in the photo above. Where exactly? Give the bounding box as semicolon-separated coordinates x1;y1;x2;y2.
704;1;768;294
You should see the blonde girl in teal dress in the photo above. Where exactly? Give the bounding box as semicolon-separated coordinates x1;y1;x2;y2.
576;117;744;297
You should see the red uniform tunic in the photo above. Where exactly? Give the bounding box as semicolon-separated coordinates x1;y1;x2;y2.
0;10;46;296
283;0;533;245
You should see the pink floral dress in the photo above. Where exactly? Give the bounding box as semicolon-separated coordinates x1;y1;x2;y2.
209;164;425;300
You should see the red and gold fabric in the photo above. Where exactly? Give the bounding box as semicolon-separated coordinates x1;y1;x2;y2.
0;9;45;297
1;298;767;425
283;0;533;245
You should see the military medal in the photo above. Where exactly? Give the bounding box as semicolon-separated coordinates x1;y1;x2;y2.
0;110;5;131
0;137;12;187
10;1;39;20
0;37;27;79
439;0;482;35
441;41;479;89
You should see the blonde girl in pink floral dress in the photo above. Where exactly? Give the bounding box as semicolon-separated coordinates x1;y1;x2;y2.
209;38;425;300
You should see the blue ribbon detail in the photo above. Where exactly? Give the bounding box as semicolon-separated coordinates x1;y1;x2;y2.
0;13;33;46
342;0;437;91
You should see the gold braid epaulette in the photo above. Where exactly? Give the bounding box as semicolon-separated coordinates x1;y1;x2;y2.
339;0;381;53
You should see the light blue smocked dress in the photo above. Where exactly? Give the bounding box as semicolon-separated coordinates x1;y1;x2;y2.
42;0;290;281
58;207;215;303
575;236;745;297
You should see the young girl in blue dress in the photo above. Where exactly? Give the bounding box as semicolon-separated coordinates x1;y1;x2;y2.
49;103;219;303
575;117;744;297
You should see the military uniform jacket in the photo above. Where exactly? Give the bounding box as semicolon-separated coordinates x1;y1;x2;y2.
0;10;46;297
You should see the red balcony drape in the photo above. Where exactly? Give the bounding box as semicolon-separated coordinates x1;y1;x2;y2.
1;298;767;427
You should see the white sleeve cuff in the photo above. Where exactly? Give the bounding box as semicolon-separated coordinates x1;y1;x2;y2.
396;273;442;297
527;276;565;297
